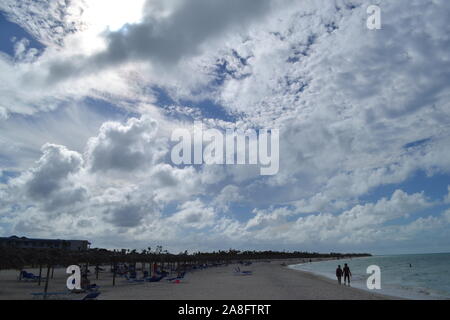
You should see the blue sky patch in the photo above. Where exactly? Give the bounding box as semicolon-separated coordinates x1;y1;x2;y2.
0;12;44;57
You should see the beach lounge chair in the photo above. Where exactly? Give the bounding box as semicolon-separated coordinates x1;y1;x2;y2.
30;291;70;299
124;274;145;283
156;270;169;277
234;267;252;275
166;272;186;282
87;284;100;292
82;292;101;300
146;275;165;282
21;271;45;281
95;266;105;272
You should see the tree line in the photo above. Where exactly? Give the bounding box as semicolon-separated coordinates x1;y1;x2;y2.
0;246;371;271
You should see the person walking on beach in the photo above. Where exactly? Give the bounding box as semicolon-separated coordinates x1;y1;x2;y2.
343;263;352;286
336;265;343;285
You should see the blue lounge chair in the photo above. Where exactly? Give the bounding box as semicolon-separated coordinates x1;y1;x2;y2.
87;284;100;291
166;272;186;282
146;275;165;282
21;271;45;281
234;267;252;275
124;275;145;283
156;270;169;277
82;292;101;300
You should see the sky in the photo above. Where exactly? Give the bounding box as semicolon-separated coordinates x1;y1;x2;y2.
0;0;449;255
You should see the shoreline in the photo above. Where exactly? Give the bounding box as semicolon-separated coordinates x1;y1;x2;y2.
285;260;397;300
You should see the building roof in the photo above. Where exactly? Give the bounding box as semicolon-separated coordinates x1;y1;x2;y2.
0;235;90;244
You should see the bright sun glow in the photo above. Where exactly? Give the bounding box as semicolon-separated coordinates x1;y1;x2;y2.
84;0;146;32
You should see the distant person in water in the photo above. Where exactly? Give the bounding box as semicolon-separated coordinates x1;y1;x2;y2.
343;263;352;286
336;265;343;285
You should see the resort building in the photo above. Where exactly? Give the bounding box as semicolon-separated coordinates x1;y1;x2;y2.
0;235;90;251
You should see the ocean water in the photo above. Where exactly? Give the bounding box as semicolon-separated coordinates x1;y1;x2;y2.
289;253;450;300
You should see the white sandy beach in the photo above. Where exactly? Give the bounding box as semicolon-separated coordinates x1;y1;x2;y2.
0;260;393;300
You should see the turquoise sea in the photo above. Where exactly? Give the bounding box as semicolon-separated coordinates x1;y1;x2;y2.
290;253;450;300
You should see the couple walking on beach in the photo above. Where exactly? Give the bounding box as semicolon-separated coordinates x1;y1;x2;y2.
336;264;351;286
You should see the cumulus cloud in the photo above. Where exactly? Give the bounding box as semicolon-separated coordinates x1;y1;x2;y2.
23;144;83;198
168;199;216;229
443;209;450;224
149;163;204;204
5;143;87;213
214;189;435;247
0;148;87;230
106;201;154;228
213;184;244;212
445;186;450;204
0;106;8;120
85;116;164;172
1;114;217;244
